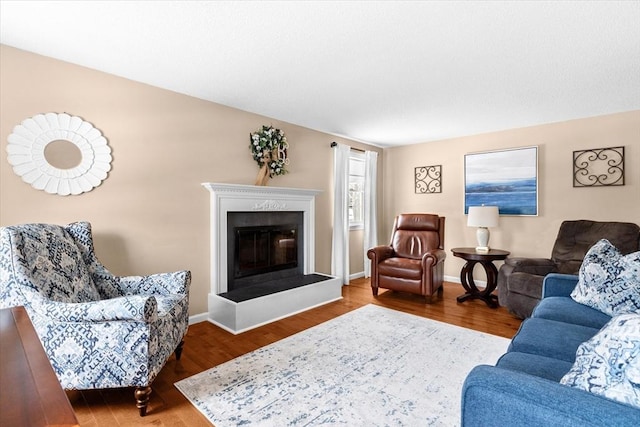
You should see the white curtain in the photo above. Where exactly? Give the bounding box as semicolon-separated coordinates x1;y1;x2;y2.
363;150;378;278
331;143;350;285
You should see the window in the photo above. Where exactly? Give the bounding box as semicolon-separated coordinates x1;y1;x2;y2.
348;152;365;230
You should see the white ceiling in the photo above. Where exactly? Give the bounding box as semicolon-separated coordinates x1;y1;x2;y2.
1;1;639;147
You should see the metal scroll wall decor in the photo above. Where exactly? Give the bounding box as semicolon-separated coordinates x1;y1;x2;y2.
573;146;624;187
6;112;112;196
415;165;442;194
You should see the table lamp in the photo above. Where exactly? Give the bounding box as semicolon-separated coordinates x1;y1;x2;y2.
467;205;499;252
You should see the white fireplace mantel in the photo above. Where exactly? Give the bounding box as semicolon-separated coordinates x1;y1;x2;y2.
202;183;321;294
202;183;341;333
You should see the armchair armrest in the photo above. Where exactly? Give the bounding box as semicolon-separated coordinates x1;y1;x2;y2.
462;365;639;427
118;270;191;296
542;273;579;298
422;248;446;266
367;245;394;262
503;257;558;276
29;294;158;323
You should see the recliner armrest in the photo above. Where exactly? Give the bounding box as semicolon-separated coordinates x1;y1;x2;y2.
367;245;394;262
422;248;446;266
503;257;558;276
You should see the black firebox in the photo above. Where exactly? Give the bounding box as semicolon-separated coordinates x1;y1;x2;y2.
227;211;304;292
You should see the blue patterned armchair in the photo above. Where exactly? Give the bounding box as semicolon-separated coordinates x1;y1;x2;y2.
0;221;191;416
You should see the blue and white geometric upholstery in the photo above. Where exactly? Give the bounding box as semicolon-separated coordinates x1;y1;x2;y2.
0;221;191;416
561;313;640;409
570;238;640;316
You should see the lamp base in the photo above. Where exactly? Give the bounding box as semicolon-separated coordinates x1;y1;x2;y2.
475;227;491;252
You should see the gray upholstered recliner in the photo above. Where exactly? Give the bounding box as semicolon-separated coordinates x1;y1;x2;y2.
497;219;640;319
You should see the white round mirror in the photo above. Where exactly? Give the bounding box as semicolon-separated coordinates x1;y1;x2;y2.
6;113;112;196
44;139;83;169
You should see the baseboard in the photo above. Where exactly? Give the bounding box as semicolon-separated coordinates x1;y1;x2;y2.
347;274;484;286
349;271;365;281
189;312;209;325
444;274;487;287
345;274;485;286
444;274;460;284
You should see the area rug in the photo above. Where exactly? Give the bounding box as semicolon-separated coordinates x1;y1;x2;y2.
175;304;510;426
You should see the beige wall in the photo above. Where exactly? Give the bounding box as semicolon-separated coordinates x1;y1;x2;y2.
0;45;382;315
383;111;640;281
349;229;365;277
2;45;638;313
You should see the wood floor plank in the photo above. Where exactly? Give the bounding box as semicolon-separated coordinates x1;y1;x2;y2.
68;279;522;426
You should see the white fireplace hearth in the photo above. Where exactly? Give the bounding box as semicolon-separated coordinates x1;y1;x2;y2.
202;183;342;334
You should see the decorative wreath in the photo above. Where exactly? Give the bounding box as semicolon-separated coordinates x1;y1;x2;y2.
249;125;289;177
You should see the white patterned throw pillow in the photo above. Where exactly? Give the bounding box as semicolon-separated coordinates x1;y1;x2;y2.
570;239;640;316
560;313;640;409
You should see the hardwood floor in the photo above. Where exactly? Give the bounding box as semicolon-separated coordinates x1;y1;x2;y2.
69;279;522;426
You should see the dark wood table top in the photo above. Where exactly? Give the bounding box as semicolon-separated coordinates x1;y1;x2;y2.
0;306;79;427
451;247;510;261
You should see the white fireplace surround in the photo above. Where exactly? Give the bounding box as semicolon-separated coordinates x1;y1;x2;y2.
202;183;342;333
202;182;321;294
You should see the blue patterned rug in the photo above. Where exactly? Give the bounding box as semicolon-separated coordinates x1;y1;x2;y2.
175;304;510;426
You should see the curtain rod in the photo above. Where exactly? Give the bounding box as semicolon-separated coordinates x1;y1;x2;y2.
330;141;365;153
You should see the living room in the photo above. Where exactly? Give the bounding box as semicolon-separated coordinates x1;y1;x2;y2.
1;2;639;426
1;53;638;319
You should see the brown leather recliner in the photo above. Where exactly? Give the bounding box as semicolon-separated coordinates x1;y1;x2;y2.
367;213;446;302
497;219;640;319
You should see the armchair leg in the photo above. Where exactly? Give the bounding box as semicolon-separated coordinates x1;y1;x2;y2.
438;286;444;297
372;286;379;297
175;340;185;360
135;386;152;416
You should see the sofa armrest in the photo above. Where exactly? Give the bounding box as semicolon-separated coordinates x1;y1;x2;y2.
462;365;639;427
542;273;579;298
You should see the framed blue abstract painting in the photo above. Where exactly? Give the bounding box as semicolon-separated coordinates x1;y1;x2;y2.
464;146;538;216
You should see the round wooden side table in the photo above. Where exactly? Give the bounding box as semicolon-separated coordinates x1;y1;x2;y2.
451;247;510;308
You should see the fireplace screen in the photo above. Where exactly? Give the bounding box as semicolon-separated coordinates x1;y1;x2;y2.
227;210;304;292
235;225;298;279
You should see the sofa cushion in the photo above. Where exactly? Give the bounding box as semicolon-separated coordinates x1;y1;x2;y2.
378;257;422;280
497;352;573;382
560;313;640;409
571;239;640;316
532;296;611;329
508;318;600;362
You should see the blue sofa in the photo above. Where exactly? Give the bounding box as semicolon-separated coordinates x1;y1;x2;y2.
461;273;640;427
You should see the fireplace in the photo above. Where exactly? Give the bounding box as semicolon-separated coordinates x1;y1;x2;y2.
202;183;343;334
233;223;299;280
227;211;303;292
